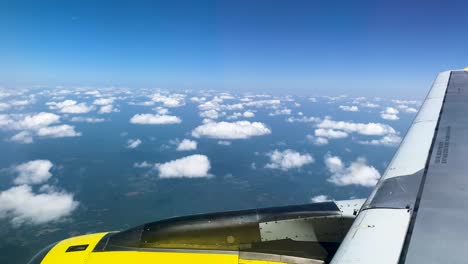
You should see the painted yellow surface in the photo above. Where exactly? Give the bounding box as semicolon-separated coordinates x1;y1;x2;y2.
239;259;286;264
40;232;287;264
87;251;239;264
41;232;109;264
464;67;468;71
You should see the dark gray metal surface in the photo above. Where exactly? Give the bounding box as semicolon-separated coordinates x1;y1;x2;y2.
366;170;424;209
403;71;468;263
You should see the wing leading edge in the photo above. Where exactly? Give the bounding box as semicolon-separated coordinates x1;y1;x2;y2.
331;70;453;264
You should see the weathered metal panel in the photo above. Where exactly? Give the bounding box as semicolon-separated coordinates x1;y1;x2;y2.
330;209;411;264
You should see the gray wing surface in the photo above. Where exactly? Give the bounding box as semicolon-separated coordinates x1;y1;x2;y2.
331;69;468;264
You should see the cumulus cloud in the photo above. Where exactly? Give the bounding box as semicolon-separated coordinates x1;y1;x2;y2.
200;109;220;119
154;107;169;115
314;128;348;139
70;117;105;123
133;161;153;168
359;134;401;146
127;138;142;149
265;149;314;171
13;160;53;185
93;98;115;105
360;102;379;108
392;99;420;105
10;131;34;144
0;112;81;141
98;104;118;114
380;107;399;120
286;116;321;123
217;140;231;146
192;121;271;139
0;185;78;226
324;155;380;187
339;105;359;112
317;119;396;136
311;195;331;203
130;114;181;125
36;125;81;138
176;139;198;151
0;102;10;111
0;112;60;131
243;111;255;118
269;108;292;116
307;135;329;146
156;155;211;178
397;104;418;113
151;93;185;107
47;100;94;114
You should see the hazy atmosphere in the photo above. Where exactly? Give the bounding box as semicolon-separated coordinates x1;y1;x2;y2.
0;0;465;263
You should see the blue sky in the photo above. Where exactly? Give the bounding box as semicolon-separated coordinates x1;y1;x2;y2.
1;0;467;98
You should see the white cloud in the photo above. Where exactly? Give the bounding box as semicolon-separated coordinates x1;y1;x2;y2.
134;161;153;168
380;107;399;120
311;195;331;203
392;99;420;105
286;116;321;123
218;140;231;146
405;107;418;113
200;109;220;119
245;99;281;108
70;117;105;123
0;102;10;111
151;93;185;107
360;102;379;108
98;104;118;114
176;139;197;151
10;131;34;144
192;121;271;139
154;107;169;115
0;112;81;142
156;155;211;178
93;98;115;105
36;125;81;138
127;138;142;149
325;155;380;187
243;111;255;118
314;128;348;139
0;185;78;226
0;112;60;131
269;108;292;116
307;135;329;146
13;160;53;185
317;119;396;136
47;100;94;114
130;114;182;125
397;104;418;113
9;99;33;106
265;149;314;171
339;105;359;112
359;134;402;146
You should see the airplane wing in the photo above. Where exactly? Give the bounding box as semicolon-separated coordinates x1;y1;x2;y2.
331;69;468;264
